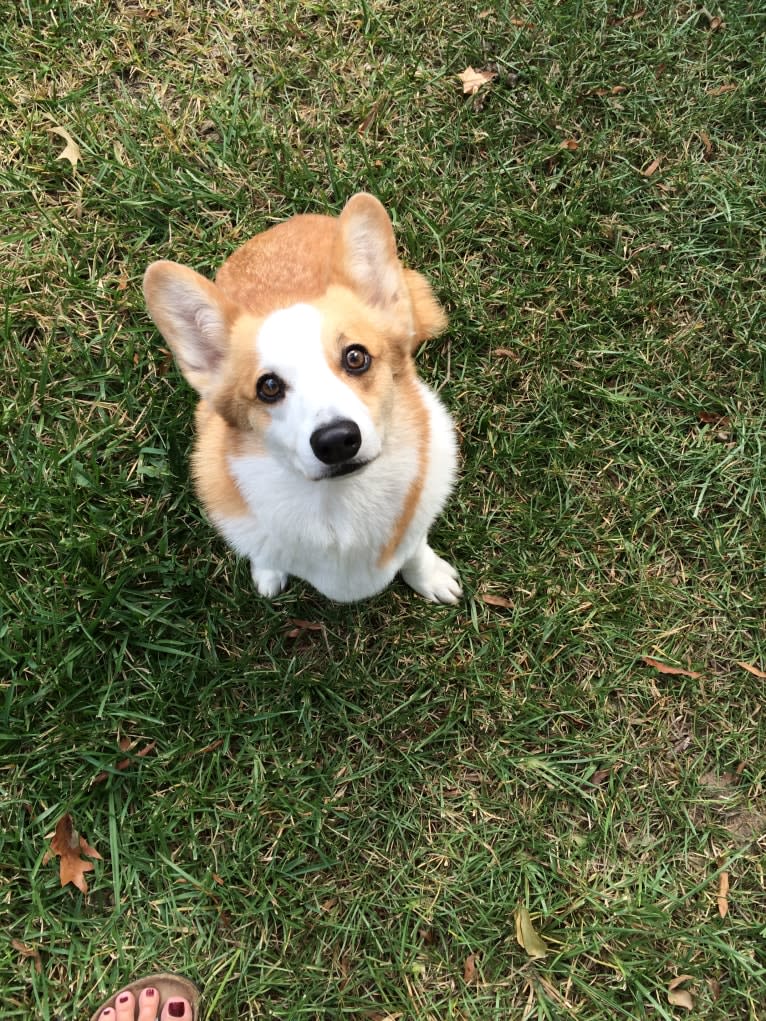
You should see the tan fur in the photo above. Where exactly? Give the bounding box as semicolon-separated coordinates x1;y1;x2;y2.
144;193;458;602
215;215;339;314
192;403;250;519
376;375;430;567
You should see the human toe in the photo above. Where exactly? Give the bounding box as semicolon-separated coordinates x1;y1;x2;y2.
161;998;192;1021
138;987;160;1021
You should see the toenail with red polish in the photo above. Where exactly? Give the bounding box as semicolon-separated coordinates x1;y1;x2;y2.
145;988;156;997
168;1002;185;1018
119;995;130;1003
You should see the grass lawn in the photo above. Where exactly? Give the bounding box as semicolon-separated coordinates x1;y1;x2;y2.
2;1;765;1018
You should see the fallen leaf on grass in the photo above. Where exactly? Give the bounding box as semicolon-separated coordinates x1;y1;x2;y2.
667;975;694;1010
463;953;478;983
43;814;102;894
642;157;662;178
642;657;701;679
49;126;80;169
737;661;766;679
11;939;42;973
698;130;714;158
717;870;729;918
194;738;225;757
357;102;381;135
480;593;514;609
92;738;157;785
284;618;325;639
591;762;620;785
492;347;519;360
458;67;496;96
591;85;628;96
698;411;730;426
560;138;579;151
706;83;737;96
515;905;548;959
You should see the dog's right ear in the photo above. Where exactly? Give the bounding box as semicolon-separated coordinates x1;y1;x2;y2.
143;261;240;396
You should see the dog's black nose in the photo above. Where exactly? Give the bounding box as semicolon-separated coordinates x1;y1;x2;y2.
310;419;362;464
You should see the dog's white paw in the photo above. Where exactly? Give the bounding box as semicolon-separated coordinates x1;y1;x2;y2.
401;545;462;605
251;565;289;598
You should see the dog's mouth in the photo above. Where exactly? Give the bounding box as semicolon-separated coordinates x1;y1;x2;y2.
315;459;373;481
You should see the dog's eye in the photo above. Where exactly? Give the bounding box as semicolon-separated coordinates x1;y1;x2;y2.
342;345;371;375
256;373;286;403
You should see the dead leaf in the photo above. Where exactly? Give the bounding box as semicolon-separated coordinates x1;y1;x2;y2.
591;762;620;785
49;126;80;170
11;939;42;974
707;977;721;1000
480;593;514;609
43;814;102;894
717;870;729;918
698;130;714;158
515;905;548;959
463;953;478;983
92;738;157;785
509;18;535;29
737;661;766;679
698;411;729;426
642;657;701;679
560;139;579;151
458;67;497;96
707;15;724;31
642;157;662;178
610;8;646;24
668;975;695;991
667;976;694;1010
591;85;628;97
194;738;224;756
492;347;518;360
357;102;380;135
706;83;737;96
284;619;325;639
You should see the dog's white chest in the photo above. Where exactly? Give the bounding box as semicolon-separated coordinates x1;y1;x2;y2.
218;452;418;601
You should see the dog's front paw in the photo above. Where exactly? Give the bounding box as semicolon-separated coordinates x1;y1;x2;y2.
251;565;289;598
401;545;462;605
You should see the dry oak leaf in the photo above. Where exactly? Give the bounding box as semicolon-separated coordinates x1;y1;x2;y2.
515;904;548;959
43;813;102;894
49;126;81;169
667;975;694;1010
11;939;42;974
642;657;701;679
480;593;514;609
284;618;325;639
706;83;737;96
717;870;729;918
458;67;497;96
463;952;478;983
737;661;766;679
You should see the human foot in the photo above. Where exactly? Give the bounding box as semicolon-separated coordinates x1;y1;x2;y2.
90;973;198;1021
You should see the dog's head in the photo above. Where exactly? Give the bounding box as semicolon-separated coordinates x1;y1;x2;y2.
143;194;446;482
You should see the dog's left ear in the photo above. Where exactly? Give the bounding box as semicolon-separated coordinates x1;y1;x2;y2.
335;194;413;332
335;194;447;349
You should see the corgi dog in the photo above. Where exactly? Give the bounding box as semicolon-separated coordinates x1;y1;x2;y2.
143;193;460;603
